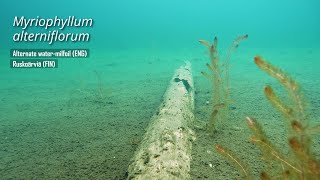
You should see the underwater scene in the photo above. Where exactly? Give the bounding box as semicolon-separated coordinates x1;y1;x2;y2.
0;0;319;179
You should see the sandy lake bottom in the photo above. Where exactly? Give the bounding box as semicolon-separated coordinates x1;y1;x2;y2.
1;48;319;179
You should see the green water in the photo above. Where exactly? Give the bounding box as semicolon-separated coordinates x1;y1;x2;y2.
0;0;319;179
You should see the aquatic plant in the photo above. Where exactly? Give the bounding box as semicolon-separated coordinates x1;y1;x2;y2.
93;70;106;101
93;70;114;103
199;34;248;134
215;144;252;179
215;56;320;179
75;70;111;103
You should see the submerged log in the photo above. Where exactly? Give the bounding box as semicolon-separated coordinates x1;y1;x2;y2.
127;62;195;180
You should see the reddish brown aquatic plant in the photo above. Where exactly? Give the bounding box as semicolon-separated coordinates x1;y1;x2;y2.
199;35;248;134
215;144;251;179
247;56;319;179
214;55;320;179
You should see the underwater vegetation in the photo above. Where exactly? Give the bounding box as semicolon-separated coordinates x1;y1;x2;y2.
75;70;112;103
199;35;248;134
215;56;320;179
93;70;109;102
